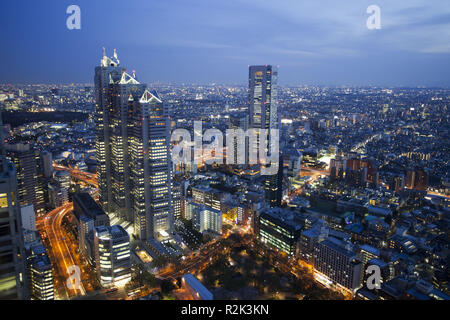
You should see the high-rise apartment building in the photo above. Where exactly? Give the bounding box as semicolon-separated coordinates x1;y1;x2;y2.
94;49;172;241
314;238;362;292
193;206;222;235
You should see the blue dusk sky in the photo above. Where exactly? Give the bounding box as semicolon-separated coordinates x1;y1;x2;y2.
1;0;450;86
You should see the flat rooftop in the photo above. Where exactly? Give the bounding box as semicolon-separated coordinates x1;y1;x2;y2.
182;273;213;300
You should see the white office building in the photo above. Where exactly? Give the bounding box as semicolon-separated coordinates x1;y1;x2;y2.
94;225;131;288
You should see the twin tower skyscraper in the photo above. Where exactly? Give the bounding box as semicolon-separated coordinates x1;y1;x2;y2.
94;49;172;241
94;49;280;241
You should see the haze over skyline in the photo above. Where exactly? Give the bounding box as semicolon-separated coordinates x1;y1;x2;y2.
1;0;450;86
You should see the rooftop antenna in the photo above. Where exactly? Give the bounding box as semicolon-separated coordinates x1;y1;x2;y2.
102;46;106;57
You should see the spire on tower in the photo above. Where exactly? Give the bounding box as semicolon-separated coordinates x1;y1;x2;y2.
113;48;120;65
101;47;119;67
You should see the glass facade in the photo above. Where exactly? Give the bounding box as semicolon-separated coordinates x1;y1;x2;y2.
94;51;173;240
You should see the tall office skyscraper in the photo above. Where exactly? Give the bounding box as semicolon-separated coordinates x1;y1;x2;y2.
0;114;28;299
6;143;45;218
248;65;281;206
41;151;53;179
228;111;249;166
248;65;278;146
171;182;182;220
94;49;172;240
